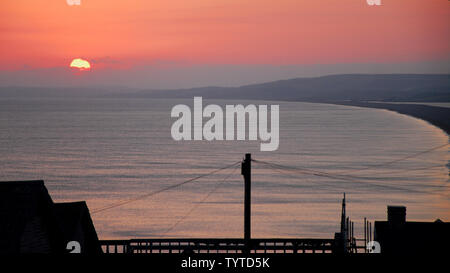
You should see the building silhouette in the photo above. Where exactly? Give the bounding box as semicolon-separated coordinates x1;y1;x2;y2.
2;180;449;254
374;206;449;254
0;180;101;254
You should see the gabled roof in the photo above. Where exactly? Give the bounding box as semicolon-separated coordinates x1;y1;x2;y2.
54;201;101;254
0;180;58;253
0;180;101;254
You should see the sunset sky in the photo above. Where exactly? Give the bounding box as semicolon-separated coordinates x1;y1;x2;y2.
1;0;449;88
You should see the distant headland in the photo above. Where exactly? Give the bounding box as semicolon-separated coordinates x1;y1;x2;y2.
1;74;449;136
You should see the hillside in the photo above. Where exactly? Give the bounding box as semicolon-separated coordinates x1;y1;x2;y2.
130;74;450;102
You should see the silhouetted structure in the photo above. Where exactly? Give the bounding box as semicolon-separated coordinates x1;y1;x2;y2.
333;194;347;254
241;153;251;253
374;206;449;254
0;180;101;254
2;165;448;255
101;238;335;254
332;194;361;253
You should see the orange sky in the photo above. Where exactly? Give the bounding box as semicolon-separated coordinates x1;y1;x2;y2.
1;0;449;71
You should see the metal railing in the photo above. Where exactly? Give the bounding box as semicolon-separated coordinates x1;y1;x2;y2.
100;238;335;254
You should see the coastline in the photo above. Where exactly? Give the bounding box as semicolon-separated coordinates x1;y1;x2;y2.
320;101;450;138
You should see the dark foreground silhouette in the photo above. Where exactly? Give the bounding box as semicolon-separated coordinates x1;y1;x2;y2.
1;180;448;254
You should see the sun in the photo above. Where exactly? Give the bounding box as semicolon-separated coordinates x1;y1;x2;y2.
70;58;91;71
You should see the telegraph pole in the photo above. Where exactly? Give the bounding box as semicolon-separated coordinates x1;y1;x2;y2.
241;153;251;253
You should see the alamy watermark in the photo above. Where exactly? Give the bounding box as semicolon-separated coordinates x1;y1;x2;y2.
66;241;81;253
366;0;381;6
66;0;81;6
366;241;381;253
171;97;279;151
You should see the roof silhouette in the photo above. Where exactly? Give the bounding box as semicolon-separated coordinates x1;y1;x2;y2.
0;180;101;254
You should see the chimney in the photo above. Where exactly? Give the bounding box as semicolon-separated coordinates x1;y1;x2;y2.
387;206;406;225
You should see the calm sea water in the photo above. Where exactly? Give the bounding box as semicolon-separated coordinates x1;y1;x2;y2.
0;98;448;239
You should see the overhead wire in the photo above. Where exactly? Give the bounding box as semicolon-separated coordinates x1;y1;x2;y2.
91;161;241;214
91;143;449;214
338;143;449;175
252;159;449;197
162;164;239;235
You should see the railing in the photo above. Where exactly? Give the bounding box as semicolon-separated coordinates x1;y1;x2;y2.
100;238;335;254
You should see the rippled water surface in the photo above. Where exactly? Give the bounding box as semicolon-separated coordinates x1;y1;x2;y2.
0;98;448;239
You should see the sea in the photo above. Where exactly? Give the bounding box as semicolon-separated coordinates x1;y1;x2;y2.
0;97;448;239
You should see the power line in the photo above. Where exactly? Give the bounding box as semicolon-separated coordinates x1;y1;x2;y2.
346;164;444;175
91;143;449;214
257;142;448;180
91;161;240;214
338;143;449;175
252;142;449;189
254;159;447;188
252;159;449;197
254;158;447;190
162;165;239;235
254;142;448;182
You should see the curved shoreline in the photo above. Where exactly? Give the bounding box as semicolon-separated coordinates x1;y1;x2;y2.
321;101;450;138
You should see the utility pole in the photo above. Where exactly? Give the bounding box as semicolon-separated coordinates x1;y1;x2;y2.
241;153;251;253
